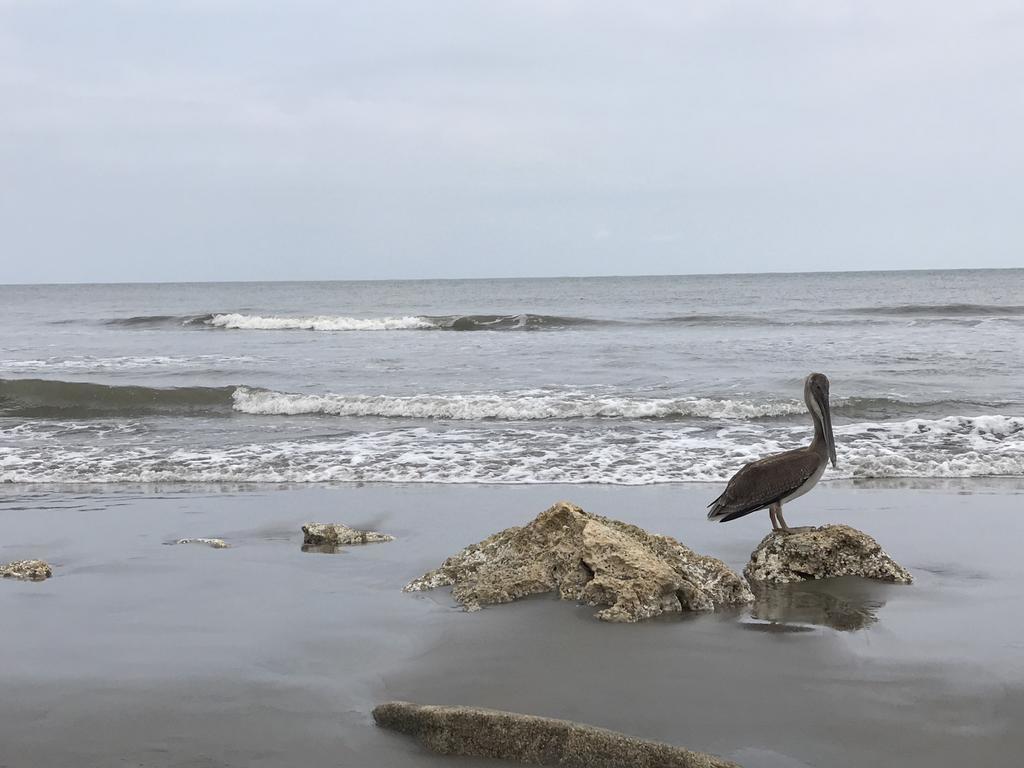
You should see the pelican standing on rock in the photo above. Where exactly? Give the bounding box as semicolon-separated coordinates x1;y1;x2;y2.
707;372;837;532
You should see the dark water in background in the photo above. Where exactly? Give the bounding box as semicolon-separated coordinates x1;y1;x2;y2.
1;270;1022;483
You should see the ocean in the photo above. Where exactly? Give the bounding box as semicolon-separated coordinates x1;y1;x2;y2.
2;269;1022;485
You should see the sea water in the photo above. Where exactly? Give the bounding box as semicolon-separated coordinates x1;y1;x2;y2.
1;270;1022;484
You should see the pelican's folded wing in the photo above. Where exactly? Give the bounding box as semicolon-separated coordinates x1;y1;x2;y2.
707;449;821;522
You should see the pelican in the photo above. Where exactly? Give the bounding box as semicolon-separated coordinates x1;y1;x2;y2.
707;373;836;532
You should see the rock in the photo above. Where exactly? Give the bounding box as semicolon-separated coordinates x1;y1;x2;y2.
173;538;229;549
373;701;738;768
1;559;52;581
405;501;752;622
744;525;912;585
301;522;394;548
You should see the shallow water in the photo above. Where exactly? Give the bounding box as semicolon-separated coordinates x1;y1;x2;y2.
2;483;1021;767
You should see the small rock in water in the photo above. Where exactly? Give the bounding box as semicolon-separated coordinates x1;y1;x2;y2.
744;524;912;584
173;538;229;549
301;522;395;550
405;501;752;622
373;701;738;768
1;559;52;581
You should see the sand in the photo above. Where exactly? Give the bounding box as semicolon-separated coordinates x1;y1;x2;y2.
1;481;1023;767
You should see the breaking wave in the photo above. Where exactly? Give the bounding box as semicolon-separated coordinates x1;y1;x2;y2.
200;313;603;331
1;379;1007;422
229;387;808;420
206;313;433;331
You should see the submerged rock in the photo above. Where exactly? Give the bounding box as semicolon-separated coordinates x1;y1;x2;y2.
405;501;752;622
301;522;395;550
173;538;229;549
1;559;52;581
744;525;912;585
373;701;738;768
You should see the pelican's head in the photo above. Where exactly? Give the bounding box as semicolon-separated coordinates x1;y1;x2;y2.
804;372;836;468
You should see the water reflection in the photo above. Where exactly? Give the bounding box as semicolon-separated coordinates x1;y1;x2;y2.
300;544;347;554
745;576;894;632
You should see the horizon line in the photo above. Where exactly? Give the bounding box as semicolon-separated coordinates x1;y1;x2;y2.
2;265;1021;288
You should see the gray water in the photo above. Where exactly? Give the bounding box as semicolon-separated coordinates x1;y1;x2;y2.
2;270;1023;484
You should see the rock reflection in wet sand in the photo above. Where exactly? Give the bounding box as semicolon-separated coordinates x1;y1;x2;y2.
746;576;895;632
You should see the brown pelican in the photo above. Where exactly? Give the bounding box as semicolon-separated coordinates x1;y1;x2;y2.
707;373;836;532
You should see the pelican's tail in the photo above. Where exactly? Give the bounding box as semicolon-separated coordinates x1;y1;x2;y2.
707;495;759;523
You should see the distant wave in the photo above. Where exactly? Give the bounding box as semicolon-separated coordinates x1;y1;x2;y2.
842;303;1024;317
96;308;1024;332
206;313;433;331
0;355;262;373
655;314;781;327
104;314;215;328
2;378;1006;422
194;313;605;332
3;414;1022;484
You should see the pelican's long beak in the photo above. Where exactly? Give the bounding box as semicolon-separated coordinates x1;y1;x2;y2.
818;390;837;468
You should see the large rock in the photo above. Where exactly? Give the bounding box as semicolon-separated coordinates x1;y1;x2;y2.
744;525;912;585
405;501;752;622
373;701;738;768
302;522;395;548
1;559;52;581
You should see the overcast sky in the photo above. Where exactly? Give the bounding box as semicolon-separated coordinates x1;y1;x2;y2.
1;1;1022;284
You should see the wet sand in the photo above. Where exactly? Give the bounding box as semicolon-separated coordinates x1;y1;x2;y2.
2;482;1023;767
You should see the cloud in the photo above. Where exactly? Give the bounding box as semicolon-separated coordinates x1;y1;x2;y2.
2;1;1023;282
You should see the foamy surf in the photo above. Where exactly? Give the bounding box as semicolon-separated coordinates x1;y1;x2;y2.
2;415;1022;484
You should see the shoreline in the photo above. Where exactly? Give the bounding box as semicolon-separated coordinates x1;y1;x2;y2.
2;482;1023;766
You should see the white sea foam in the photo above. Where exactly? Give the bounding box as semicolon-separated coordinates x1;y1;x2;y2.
231;387;807;420
2;415;1022;484
207;313;433;331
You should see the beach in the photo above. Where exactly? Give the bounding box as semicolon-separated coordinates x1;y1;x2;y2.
5;0;1024;762
3;481;1023;767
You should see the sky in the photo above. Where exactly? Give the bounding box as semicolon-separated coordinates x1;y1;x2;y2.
1;1;1022;284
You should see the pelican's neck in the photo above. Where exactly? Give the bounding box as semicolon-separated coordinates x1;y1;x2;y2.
806;390;828;455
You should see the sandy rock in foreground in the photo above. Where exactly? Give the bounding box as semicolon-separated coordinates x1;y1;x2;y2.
744;524;912;584
301;523;395;547
174;538;229;549
405;501;752;622
1;559;52;581
373;701;738;768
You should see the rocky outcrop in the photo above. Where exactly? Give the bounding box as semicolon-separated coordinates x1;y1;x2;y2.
373;702;738;768
1;559;52;581
301;523;394;551
744;525;912;584
173;538;229;549
405;501;752;622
